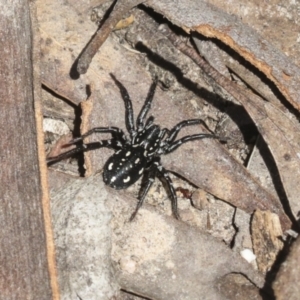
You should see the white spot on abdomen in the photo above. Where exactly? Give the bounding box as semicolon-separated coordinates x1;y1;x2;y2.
135;158;140;164
108;162;113;170
123;176;130;183
126;151;131;156
111;176;116;183
139;168;144;175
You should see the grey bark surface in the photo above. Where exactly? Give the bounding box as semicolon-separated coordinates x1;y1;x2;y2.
50;174;119;300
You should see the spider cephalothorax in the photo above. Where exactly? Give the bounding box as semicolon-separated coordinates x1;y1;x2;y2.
48;74;223;220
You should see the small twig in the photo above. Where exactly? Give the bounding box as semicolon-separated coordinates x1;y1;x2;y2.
77;0;144;74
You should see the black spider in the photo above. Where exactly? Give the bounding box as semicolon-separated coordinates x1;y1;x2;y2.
48;74;224;220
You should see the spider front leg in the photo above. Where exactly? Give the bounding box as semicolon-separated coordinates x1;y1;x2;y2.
158;119;226;155
47;139;122;164
166;119;212;143
110;73;136;138
136;78;158;130
165;133;225;154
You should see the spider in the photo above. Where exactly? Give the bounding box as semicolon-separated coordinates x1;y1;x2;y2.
48;74;224;220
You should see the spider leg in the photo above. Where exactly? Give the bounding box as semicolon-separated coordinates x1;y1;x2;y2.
130;158;180;220
164;133;223;154
155;161;180;219
144;116;154;128
68;127;126;144
165;119;210;143
129;165;156;221
110;73;135;138
136;78;158;130
146;128;169;157
47;139;121;164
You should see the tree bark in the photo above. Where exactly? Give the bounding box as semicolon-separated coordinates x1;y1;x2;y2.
0;1;56;298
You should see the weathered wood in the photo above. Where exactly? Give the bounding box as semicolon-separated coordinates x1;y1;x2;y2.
0;0;54;298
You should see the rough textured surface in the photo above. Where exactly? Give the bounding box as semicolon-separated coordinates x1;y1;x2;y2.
111;205;264;300
206;0;300;66
217;273;264;300
50;173;119;299
251;210;283;274
147;0;300;111
0;0;53;298
273;236;300;300
41;0;300;298
50;173;264;299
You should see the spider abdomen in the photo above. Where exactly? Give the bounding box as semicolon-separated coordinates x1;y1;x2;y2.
103;146;148;189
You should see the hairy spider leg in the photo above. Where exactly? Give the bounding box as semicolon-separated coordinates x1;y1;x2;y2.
110;73;135;138
165;133;221;154
136;78;158;130
157;128;169;141
129;157;179;221
47;139;122;164
129;163;157;221
68;127;127;145
165;119;211;143
155;159;180;219
144;116;155;128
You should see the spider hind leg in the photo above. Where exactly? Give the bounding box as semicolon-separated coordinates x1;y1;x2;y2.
130;158;180;221
156;162;180;220
129;166;156;221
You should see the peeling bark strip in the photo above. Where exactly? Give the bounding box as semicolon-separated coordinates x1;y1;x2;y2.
147;0;300;111
159;24;291;229
77;0;144;74
0;0;55;298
